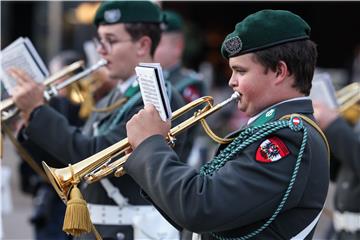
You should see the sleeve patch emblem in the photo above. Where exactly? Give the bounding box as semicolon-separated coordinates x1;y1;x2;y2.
255;136;289;163
183;86;201;102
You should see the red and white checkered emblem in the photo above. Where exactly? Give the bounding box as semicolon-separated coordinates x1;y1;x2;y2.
292;117;300;126
255;136;290;163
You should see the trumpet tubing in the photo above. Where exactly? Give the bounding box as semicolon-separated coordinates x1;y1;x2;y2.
336;82;360;124
1;59;107;122
42;92;240;202
1;61;84;113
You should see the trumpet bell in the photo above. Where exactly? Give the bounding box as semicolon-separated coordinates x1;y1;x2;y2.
42;137;130;202
42;162;70;202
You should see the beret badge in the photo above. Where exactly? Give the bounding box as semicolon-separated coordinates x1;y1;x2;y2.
104;9;121;23
224;36;242;56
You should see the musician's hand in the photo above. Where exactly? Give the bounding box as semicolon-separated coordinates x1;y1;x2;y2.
9;68;46;123
126;104;171;149
313;100;339;130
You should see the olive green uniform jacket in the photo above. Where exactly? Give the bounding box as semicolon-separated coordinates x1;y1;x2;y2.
124;99;329;239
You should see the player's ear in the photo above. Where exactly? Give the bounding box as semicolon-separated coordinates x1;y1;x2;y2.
135;36;152;57
274;61;289;84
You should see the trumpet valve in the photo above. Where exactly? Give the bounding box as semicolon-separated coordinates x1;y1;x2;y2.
114;167;126;177
194;109;202;117
83;174;96;183
84;170;106;183
167;134;176;147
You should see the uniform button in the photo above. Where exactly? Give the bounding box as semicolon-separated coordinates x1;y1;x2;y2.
116;232;125;240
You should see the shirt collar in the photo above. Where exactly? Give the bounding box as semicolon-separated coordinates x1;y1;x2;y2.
117;75;137;94
247;96;310;125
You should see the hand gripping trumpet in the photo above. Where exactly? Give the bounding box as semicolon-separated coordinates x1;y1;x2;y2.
43;92;240;202
0;59;107;122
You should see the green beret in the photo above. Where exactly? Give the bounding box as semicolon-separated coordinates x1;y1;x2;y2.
221;9;311;58
94;1;162;26
163;10;183;32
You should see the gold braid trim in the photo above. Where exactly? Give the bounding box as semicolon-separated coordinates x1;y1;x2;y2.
281;114;330;160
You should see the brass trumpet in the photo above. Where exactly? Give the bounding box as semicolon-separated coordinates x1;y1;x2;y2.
336;82;360;124
43;92;240;202
0;59;107;121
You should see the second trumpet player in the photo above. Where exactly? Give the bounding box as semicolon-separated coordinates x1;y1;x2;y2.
10;1;191;240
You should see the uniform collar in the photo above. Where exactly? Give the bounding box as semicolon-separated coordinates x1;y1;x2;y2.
247;97;312;127
117;75;137;94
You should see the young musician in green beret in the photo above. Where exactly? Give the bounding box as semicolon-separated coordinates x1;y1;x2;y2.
125;9;329;239
11;1;188;239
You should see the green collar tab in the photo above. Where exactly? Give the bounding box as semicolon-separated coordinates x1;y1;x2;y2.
249;108;276;127
124;81;140;98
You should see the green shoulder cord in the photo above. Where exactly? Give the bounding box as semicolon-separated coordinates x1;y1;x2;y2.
200;115;309;240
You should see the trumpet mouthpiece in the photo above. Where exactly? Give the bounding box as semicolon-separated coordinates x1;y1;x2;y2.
232;92;240;100
98;59;108;66
217;92;240;108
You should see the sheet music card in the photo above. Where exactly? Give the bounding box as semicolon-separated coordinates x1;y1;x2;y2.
310;72;339;109
0;37;49;95
135;63;172;121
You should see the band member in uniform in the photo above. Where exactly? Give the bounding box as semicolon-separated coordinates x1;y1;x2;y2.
10;1;188;239
125;9;329;239
314;101;360;239
155;10;207;168
155;10;205;103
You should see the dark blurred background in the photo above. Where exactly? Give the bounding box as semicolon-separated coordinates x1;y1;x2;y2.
2;1;360;87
